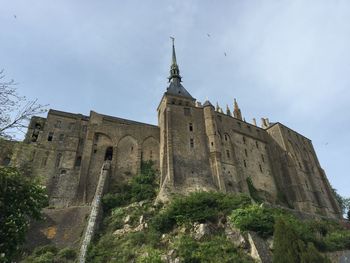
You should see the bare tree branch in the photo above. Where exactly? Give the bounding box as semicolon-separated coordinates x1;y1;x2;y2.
0;70;47;140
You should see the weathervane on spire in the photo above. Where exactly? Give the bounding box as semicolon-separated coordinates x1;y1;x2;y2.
168;36;181;82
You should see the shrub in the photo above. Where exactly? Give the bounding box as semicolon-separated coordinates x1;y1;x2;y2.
136;247;162;263
32;245;58;256
323;230;350;251
300;243;331;263
246;177;263;203
102;161;158;212
229;204;277;238
150;192;251;232
176;235;254;263
272;218;331;263
57;247;77;260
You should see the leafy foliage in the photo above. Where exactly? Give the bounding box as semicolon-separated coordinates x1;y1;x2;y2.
150;192;251;233
0;167;48;262
331;187;350;215
246;177;263;203
272;218;331;263
102;161;158;212
23;245;76;263
229;204;278;238
175;235;254;263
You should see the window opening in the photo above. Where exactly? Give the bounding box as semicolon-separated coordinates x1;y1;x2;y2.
190;138;194;148
189;123;193;132
105;147;113;161
48;132;54;141
75;156;82;167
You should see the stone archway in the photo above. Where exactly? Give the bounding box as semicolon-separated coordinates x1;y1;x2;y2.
116;135;138;179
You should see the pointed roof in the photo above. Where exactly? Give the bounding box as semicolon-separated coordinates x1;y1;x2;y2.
166;38;194;99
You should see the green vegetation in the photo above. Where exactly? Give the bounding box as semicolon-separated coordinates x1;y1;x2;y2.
82;162;350;262
229;204;277;238
0;167;48;262
23;245;76;263
246;177;263;203
272;218;331;263
175;235;254;263
102;161;158;212
229;204;350;254
150;192;251;232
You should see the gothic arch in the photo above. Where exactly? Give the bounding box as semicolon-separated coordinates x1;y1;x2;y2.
116;135;138;178
141;136;159;168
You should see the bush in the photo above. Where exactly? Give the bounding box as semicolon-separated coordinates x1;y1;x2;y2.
323;230;350;251
150;192;251;232
102;161;158;212
272;218;331;263
176;235;254;263
229;204;277;238
57;247;77;260
136;247;162;263
32;245;58;256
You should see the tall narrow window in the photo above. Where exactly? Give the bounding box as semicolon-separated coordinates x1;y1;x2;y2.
48;132;54;141
261;154;265;163
224;134;228;141
190;138;194;148
75;156;82;167
255;141;259;148
150;150;153;160
243;160;247;168
244;149;248;157
226;150;230;158
189;123;193;132
243;136;246;144
259;164;262;172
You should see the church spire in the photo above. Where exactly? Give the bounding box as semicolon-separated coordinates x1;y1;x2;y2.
233;98;243;120
168;37;182;82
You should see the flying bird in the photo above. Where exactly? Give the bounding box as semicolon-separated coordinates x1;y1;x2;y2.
224;52;227;56
207;33;211;37
14;15;17;19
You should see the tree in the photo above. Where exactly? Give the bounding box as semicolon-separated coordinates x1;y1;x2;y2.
0;70;46;139
331;187;350;216
0;167;48;262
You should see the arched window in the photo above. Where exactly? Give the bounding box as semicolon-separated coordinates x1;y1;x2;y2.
104;147;113;161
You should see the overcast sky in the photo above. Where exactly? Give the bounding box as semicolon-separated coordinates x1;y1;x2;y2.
1;0;349;197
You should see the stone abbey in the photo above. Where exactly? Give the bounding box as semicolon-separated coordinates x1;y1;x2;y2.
0;41;342;226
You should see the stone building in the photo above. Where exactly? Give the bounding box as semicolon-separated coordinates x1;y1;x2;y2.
0;41;342;222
